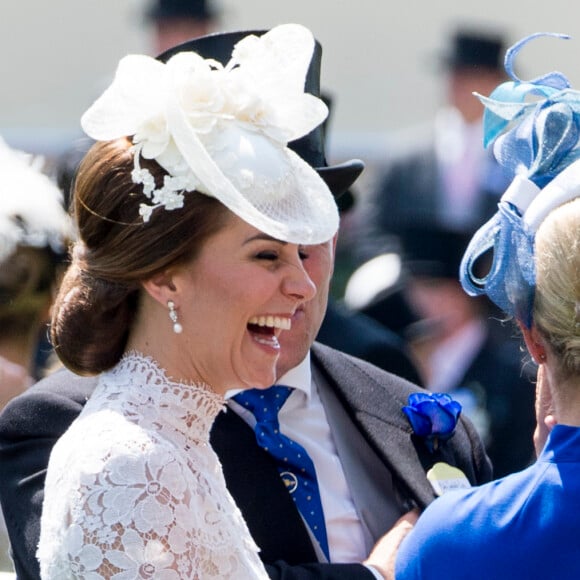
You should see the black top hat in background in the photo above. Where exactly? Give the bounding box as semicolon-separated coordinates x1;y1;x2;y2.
398;225;473;279
146;0;216;22
157;30;365;201
441;27;506;71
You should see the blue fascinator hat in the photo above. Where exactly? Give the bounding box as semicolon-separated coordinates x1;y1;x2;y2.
460;32;580;327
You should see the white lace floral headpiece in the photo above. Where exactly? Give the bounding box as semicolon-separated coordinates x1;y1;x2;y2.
81;23;339;245
0;138;72;264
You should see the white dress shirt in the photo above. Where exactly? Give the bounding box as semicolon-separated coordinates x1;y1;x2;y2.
436;106;487;230
227;353;368;564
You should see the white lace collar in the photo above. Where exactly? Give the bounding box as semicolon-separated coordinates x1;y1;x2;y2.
97;351;226;446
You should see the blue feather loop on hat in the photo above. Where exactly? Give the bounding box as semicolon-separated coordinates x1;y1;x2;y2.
460;32;580;327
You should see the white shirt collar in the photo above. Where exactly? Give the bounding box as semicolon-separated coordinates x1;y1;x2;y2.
274;352;312;399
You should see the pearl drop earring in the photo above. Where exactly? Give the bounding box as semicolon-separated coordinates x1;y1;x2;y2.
167;300;183;334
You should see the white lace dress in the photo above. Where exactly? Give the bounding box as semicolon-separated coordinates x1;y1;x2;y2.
37;353;269;579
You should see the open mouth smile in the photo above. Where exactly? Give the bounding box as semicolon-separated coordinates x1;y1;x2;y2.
247;315;292;349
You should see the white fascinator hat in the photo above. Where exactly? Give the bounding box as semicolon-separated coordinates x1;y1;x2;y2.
81;24;363;245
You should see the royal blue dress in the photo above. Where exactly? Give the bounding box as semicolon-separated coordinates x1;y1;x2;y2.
396;424;580;579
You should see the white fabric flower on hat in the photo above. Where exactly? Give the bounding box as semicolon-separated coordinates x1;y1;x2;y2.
81;23;339;245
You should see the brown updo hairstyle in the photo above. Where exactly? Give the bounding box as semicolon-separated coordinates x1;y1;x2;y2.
50;138;230;375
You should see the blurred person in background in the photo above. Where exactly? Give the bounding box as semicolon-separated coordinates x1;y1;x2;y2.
398;224;536;478
354;25;512;264
0;139;71;412
145;0;220;54
0;138;71;573
344;25;536;479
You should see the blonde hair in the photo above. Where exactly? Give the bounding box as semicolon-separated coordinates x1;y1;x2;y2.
534;198;580;379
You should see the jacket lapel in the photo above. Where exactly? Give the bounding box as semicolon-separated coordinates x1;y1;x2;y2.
311;342;456;509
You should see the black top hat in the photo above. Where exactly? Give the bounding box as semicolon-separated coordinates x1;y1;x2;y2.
156;30;364;200
146;0;216;22
399;225;472;279
442;28;505;71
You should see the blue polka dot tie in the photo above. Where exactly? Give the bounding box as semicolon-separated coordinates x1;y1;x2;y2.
234;385;330;560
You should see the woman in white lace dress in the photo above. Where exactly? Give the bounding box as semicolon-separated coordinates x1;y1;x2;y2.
36;24;339;579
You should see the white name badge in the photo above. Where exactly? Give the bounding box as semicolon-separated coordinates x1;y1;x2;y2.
427;462;472;496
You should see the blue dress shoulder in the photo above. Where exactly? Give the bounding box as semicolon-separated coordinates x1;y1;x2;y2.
396;425;580;579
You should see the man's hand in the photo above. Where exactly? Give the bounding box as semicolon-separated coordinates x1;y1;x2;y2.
364;509;419;580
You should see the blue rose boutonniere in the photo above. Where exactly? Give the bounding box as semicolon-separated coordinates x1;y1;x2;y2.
402;392;462;452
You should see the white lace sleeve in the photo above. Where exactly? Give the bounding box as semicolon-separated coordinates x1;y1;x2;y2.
39;422;268;579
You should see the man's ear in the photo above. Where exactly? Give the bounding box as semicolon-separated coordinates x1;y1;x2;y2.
141;269;177;307
519;321;547;364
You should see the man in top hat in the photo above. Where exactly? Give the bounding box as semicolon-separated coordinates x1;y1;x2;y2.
145;0;220;54
0;28;491;579
396;223;537;478
355;26;513;262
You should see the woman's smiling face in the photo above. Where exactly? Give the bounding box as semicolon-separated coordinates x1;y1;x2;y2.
169;212;317;393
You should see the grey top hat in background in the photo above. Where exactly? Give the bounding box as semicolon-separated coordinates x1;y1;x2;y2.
146;0;216;22
441;27;506;71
